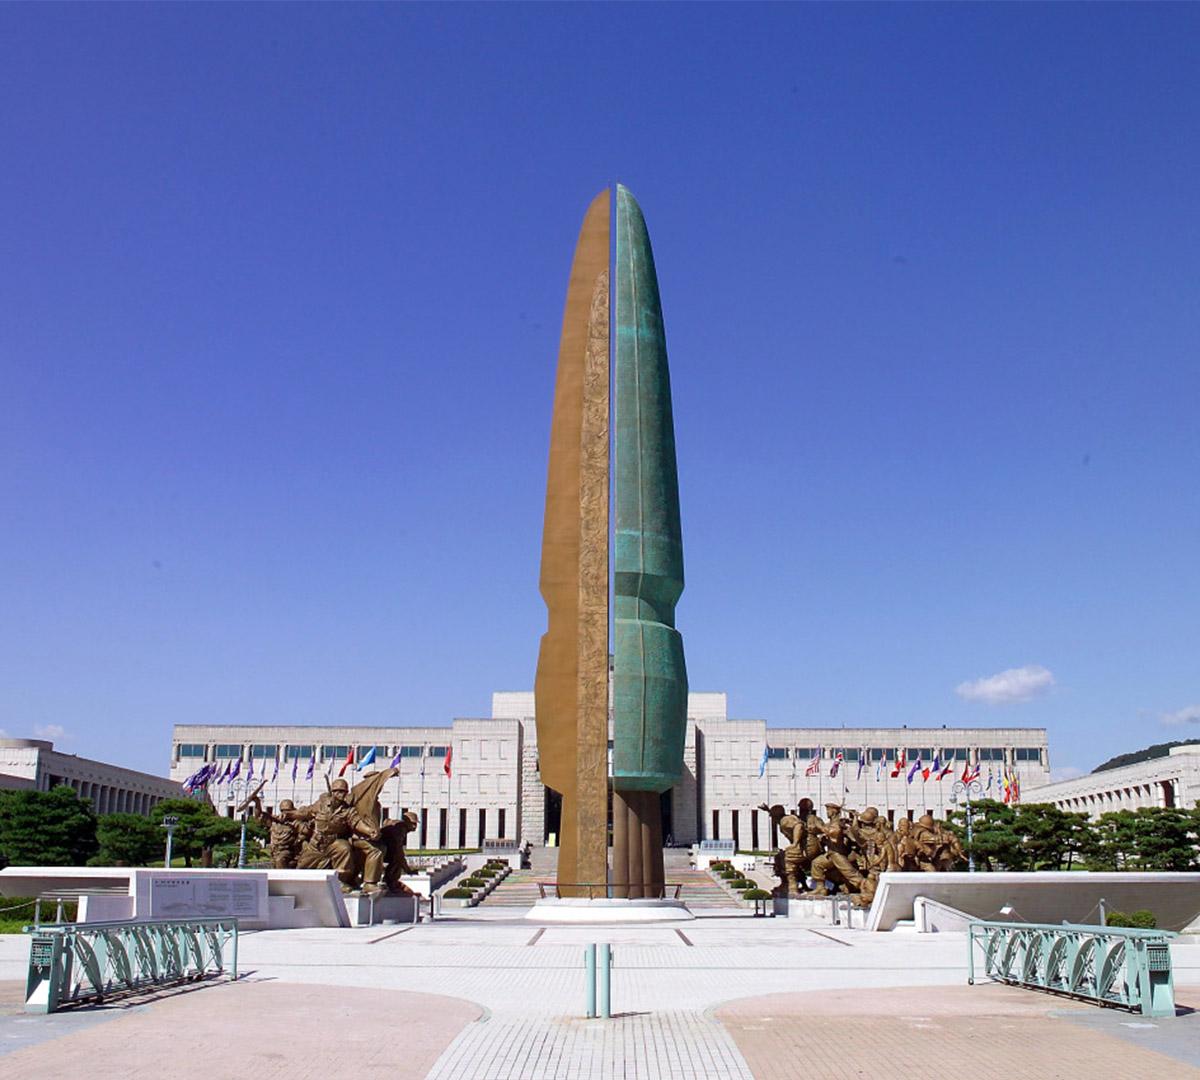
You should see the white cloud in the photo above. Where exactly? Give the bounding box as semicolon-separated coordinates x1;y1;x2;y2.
1050;766;1084;783
955;665;1055;705
1160;704;1200;726
34;724;67;741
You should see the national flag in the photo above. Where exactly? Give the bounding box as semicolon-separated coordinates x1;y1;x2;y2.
829;750;844;778
962;763;980;785
443;746;454;779
856;750;866;780
220;760;232;782
291;756;299;782
1002;770;1012;804
805;749;821;777
875;758;883;781
758;745;769;778
359;746;377;771
907;757;922;784
181;766;204;793
937;758;954;781
272;756;280;781
338;747;355;777
986;768;993;792
890;751;906;779
247;756;255;782
926;755;939;782
229;758;241;781
390;750;402;768
306;754;315;780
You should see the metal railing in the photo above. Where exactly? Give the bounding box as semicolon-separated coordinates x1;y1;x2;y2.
967;920;1176;1018
24;917;238;1014
536;882;684;900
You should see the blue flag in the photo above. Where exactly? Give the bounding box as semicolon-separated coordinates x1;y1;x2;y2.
358;746;377;770
390;751;402;768
306;754;315;780
758;745;769;778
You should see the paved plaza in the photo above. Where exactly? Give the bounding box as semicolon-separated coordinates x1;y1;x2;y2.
2;910;1199;1078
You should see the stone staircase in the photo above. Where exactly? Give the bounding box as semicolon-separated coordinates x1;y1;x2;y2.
476;868;545;908
669;868;747;912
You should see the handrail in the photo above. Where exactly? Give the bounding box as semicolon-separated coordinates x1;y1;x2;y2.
24;917;238;1014
967;919;1176;1017
536;882;684;900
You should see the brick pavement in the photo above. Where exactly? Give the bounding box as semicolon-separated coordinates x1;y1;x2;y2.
715;983;1200;1080
0;979;480;1079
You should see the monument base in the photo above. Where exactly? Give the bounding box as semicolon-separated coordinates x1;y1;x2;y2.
526;897;695;923
772;895;865;928
344;892;419;926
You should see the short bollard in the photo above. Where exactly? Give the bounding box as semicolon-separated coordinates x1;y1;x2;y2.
584;943;597;1018
598;943;612;1019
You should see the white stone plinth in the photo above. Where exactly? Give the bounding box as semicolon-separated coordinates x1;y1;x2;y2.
866;871;1200;932
344;893;419;926
525;898;695;923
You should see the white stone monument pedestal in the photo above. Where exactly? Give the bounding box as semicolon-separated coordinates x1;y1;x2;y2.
526;897;694;923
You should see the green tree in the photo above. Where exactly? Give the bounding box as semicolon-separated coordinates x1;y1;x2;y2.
946;798;1025;870
152;797;242;866
93;813;162;866
1125;807;1197;870
0;786;98;867
946;800;1093;871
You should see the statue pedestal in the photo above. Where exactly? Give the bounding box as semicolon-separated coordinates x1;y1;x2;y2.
344;892;419;926
773;895;865;928
526;897;694;923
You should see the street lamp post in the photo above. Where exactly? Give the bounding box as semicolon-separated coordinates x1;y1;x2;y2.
225;776;258;869
949;777;984;872
161;815;179;867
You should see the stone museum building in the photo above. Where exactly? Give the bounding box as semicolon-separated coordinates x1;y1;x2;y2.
1027;743;1200;819
0;737;180;813
170;692;1051;852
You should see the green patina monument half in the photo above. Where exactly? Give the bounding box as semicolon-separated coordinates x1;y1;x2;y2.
610;186;687;898
612;186;688;794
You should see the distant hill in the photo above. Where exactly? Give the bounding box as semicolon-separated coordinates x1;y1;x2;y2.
1093;738;1200;773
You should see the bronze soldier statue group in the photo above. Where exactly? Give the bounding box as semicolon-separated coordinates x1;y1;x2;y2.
759;800;966;907
243;767;420;894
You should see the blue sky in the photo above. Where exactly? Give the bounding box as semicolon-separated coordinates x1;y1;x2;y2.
2;5;1197;780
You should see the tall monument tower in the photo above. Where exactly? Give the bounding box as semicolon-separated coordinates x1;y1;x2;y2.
535;185;687;898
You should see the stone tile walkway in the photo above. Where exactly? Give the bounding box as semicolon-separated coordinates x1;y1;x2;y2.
716;984;1200;1080
427;1011;752;1080
0;979;480;1079
2;922;1198;1079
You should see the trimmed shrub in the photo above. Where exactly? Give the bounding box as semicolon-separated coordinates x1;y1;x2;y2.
461;877;488;889
743;889;772;900
1109;909;1157;929
729;878;754;889
719;869;738;879
444;888;474;899
476;868;496;878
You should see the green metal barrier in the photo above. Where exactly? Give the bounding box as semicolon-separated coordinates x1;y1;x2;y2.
967;919;1176;1018
23;917;238;1014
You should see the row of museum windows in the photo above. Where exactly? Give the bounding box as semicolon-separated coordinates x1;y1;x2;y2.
178;743;450;762
760;746;1042;763
711;806;948;848
223;803;508;848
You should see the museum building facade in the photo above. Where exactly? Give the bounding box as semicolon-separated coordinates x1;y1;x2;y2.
171;692;1050;851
